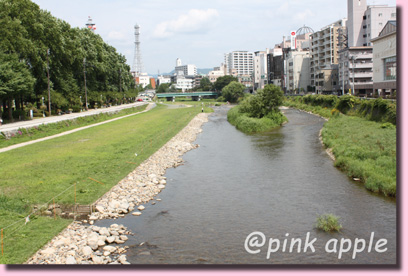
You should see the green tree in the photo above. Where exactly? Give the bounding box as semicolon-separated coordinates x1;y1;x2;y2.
221;81;245;103
239;84;283;118
0;52;35;121
156;83;171;93
214;75;238;92
199;77;213;91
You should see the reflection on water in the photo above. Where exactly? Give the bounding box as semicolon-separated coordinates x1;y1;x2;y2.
96;106;396;265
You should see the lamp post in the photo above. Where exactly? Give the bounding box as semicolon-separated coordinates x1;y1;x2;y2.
351;56;355;95
46;49;51;116
83;58;88;111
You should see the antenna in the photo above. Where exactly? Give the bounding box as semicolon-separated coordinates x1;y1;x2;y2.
132;24;144;76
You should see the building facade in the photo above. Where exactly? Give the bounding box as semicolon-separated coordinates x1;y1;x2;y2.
310;19;347;94
339;46;373;96
371;21;397;97
286;50;311;93
253;50;268;91
347;0;396;47
224;51;254;76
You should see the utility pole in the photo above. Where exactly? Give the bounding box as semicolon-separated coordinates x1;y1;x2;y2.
83;58;88;111
119;68;122;93
47;49;51;116
351;56;355;95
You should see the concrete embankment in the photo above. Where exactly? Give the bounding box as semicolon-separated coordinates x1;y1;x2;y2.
27;112;209;264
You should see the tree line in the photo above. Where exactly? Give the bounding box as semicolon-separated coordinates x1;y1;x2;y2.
0;0;139;122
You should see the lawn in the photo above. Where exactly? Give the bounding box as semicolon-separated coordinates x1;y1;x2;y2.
0;104;208;264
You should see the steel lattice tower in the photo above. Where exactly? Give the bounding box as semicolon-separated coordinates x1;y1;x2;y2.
132;24;144;76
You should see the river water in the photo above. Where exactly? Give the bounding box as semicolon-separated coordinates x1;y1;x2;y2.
97;106;397;265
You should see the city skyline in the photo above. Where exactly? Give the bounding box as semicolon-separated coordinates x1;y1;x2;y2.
31;0;397;75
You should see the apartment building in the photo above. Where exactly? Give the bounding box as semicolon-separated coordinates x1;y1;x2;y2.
310;19;347;93
286;50;311;93
338;46;373;96
224;51;254;76
347;0;396;47
175;58;197;76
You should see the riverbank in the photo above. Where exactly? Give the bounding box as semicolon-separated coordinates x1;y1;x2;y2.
26;112;209;264
284;98;396;197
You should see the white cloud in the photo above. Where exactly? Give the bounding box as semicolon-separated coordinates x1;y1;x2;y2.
153;9;219;38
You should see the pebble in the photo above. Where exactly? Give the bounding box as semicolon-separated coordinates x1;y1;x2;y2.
27;113;209;265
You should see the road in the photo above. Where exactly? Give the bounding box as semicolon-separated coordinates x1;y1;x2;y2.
0;102;148;134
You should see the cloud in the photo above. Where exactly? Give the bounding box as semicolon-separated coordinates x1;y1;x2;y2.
153;9;219;38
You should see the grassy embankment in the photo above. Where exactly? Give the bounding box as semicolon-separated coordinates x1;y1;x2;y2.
284;95;396;197
0;104;148;149
0;104;211;264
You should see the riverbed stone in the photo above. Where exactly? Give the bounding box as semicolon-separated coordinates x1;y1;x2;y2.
26;112;209;265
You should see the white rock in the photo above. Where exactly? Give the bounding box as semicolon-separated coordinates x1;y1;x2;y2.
159;179;167;185
82;246;93;257
92;255;104;264
158;185;165;189
137;205;145;211
118;255;127;264
106;236;116;243
103;245;117;253
41;247;55;256
99;227;110;236
95;205;105;213
132;212;142;216
97;239;106;246
119;235;128;241
66;256;77;264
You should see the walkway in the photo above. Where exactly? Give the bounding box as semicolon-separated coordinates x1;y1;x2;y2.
0;103;155;153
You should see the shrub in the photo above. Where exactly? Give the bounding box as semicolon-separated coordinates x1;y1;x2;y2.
316;214;342;232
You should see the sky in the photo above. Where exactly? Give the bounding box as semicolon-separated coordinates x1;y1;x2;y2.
30;0;397;75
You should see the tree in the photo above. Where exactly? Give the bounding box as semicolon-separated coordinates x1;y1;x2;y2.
214;75;238;92
156;83;171;93
221;81;245;103
199;77;213;91
0;52;35;121
239;84;283;118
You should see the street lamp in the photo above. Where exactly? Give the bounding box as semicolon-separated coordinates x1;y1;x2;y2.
351;56;355;95
83;58;88;111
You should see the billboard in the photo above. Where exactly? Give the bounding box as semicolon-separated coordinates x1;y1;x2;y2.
290;31;296;50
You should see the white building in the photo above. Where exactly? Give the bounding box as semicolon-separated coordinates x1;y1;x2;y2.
285;50;311;93
254;50;268;91
157;75;172;86
135;73;151;88
347;0;396;47
224;51;254;76
372;20;397;97
175;58;197;76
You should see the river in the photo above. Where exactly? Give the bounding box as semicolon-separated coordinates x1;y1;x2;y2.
96;106;397;265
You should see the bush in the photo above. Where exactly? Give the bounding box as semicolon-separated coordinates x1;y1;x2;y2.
316;214;342;232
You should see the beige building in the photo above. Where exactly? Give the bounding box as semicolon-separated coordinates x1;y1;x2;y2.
371;21;397;97
339;46;373;96
286;50;311;93
310;19;347;94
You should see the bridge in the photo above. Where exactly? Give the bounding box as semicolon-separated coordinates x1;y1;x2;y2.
156;91;219;101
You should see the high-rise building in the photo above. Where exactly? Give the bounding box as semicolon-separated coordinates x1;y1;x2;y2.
310;19;347;93
224;51;254;76
253;50;268;91
347;0;396;47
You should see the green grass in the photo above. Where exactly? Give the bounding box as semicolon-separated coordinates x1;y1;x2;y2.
321;115;396;196
227;106;287;134
0;104;148;149
283;99;333;119
316;214;342;232
0;104;207;264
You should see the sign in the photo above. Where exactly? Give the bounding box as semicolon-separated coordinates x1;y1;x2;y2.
290;31;296;50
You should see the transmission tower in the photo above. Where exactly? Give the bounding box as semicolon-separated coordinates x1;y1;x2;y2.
132;24;144;76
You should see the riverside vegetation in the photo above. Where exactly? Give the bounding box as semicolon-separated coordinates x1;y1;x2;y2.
227;84;288;133
0;104;211;264
284;95;396;197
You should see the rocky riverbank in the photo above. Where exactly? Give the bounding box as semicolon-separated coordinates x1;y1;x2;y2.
27;112;209;264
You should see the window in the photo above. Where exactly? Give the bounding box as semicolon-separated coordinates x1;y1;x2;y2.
379;22;383;27
384;56;397;80
391;13;396;18
379;13;383;17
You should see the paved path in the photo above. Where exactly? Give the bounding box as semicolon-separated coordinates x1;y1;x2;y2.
0;102;148;134
0;103;155;153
